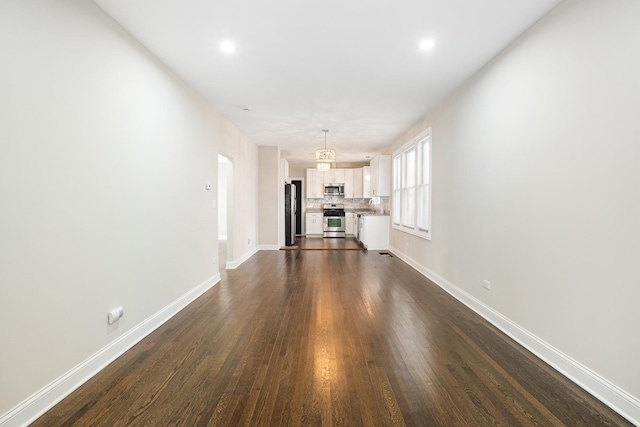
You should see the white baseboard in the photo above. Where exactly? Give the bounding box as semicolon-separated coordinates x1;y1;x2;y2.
388;246;640;426
0;274;220;427
226;247;258;269
224;245;286;270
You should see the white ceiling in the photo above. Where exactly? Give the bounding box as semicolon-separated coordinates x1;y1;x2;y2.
93;0;561;164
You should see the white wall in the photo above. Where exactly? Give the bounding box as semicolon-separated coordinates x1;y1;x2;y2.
0;0;258;422
258;146;281;248
217;116;259;267
388;0;640;421
217;157;229;240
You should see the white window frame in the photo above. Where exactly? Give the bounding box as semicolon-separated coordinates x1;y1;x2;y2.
392;127;432;240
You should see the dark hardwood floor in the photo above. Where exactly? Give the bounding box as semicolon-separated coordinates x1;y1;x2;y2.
33;249;630;426
282;236;363;250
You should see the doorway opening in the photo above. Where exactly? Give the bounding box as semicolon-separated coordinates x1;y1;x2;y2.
291;179;302;235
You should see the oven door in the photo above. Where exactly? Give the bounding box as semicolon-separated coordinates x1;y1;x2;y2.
323;216;346;237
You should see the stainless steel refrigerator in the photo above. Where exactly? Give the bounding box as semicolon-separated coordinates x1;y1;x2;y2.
284;183;296;246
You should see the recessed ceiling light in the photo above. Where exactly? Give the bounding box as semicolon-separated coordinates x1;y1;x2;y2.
220;41;236;53
420;39;436;51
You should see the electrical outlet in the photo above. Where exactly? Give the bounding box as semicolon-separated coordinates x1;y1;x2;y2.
483;280;491;290
247;238;251;245
107;306;124;325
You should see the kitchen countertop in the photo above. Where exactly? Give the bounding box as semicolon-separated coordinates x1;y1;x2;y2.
345;208;374;213
305;208;389;216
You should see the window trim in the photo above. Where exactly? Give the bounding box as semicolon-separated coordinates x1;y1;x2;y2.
392;127;432;240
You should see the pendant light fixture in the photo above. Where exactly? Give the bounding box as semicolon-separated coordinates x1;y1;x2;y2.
316;129;336;167
317;162;331;171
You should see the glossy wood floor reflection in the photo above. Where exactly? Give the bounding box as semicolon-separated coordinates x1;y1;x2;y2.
33;251;631;426
282;236;363;250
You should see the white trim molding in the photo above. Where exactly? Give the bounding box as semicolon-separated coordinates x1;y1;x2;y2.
0;274;220;427
226;247;258;269
388;245;640;426
257;245;280;251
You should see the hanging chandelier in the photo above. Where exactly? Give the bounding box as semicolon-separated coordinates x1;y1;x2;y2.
316;129;336;164
317;162;331;171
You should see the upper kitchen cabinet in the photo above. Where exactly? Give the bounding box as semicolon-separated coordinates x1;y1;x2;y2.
362;166;371;198
323;168;345;184
307;167;368;199
353;168;363;198
306;168;324;199
344;168;363;199
344;169;354;198
369;155;390;197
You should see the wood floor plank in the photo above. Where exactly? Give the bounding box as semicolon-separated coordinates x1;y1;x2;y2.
31;249;632;426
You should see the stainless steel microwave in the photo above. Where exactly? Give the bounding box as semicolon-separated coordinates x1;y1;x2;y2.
324;183;344;196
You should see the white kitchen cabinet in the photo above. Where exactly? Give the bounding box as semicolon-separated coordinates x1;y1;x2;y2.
358;215;390;250
306;212;324;236
324;168;345;184
343;169;354;198
353;213;359;238
369;157;380;196
306;169;324;199
343;169;364;199
353;168;363;198
362;166;371;198
345;212;355;235
370;155;391;197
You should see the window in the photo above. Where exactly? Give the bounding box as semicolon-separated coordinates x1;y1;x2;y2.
392;127;431;239
402;146;416;228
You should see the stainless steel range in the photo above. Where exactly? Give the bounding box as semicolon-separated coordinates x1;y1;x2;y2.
322;203;346;238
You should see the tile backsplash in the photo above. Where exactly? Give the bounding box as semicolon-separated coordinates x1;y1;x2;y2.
307;196;390;213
